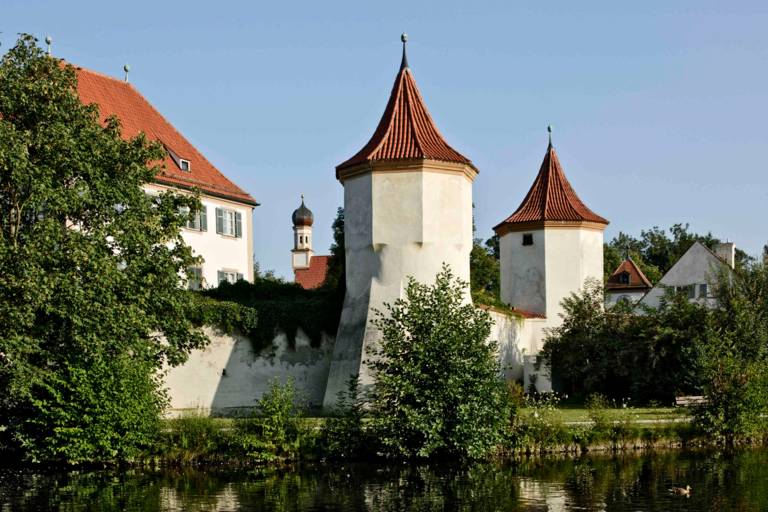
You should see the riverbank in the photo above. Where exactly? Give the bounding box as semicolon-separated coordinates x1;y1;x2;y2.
143;410;732;467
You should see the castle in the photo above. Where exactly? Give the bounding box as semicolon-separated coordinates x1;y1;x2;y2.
75;35;609;412
288;35;608;404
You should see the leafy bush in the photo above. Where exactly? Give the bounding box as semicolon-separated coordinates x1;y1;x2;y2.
540;279;706;403
368;265;510;460
320;376;369;460
693;264;768;445
232;378;312;462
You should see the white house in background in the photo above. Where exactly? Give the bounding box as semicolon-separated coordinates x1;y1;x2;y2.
605;257;653;306
493;130;609;391
640;241;735;309
75;67;258;288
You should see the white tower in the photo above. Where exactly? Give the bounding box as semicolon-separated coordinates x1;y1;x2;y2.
291;195;314;271
323;35;478;408
494;128;608;361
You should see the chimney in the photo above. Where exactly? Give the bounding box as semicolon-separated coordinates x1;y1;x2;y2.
714;242;735;269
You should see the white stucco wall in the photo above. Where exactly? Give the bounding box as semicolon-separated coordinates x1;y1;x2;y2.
640;241;730;309
499;230;546;314
499;225;603;356
323;166;474;409
145;183;254;287
543;227;603;329
164;327;335;416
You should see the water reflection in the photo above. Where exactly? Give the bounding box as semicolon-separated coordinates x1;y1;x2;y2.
1;449;767;511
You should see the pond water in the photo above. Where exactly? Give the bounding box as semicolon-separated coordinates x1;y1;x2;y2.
1;449;767;511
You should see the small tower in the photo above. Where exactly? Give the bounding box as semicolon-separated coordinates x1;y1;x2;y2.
291;195;314;271
494;129;608;358
323;34;477;408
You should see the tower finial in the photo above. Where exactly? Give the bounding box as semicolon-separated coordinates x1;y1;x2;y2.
123;64;130;83
45;36;52;56
547;124;553;147
301;193;305;203
400;33;409;70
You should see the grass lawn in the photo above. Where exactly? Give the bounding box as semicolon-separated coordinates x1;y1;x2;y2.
519;407;689;425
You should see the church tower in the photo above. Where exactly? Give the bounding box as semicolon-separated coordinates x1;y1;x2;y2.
323;35;478;408
494;128;608;356
291;195;314;271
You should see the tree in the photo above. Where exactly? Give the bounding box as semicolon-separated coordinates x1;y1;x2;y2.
540;279;705;403
322;207;345;293
368;265;510;459
0;35;206;462
693;263;768;445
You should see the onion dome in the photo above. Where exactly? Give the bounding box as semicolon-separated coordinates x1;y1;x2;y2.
292;195;314;227
336;34;475;177
494;129;608;234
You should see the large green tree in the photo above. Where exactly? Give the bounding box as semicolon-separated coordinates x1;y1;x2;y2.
0;35;206;462
369;265;509;459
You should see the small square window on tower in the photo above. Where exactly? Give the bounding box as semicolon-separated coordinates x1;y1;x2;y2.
180;159;191;172
522;233;534;246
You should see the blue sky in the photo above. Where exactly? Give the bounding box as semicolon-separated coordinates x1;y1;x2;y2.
4;1;767;278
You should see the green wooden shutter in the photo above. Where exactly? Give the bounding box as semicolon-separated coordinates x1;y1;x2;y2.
200;206;207;231
217;271;225;284
236;273;244;282
215;208;223;234
235;212;242;238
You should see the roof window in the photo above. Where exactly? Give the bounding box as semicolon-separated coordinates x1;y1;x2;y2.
180;159;191;172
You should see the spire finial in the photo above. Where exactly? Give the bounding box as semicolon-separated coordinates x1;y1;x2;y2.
301;193;305;203
123;64;130;83
45;36;52;56
547;124;553;147
400;33;409;70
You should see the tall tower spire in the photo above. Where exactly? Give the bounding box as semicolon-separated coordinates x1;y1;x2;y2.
324;35;477;409
400;32;409;70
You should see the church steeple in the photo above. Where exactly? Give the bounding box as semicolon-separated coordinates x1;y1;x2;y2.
291;195;314;270
336;35;475;178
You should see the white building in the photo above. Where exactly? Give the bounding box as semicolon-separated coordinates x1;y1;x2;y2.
75;67;257;287
605;257;653;306
640;241;735;309
494;130;609;390
322;36;478;408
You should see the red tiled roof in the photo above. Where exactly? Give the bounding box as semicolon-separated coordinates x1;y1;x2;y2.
494;144;607;230
606;257;653;290
294;255;330;290
75;67;257;206
336;59;474;174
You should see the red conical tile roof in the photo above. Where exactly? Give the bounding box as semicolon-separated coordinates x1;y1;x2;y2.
606;257;653;290
336;54;474;176
495;143;608;231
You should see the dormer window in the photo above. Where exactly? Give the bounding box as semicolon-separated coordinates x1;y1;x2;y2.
619;271;630;285
180;159;191;172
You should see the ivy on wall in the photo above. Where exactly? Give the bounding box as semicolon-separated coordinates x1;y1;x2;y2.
189;279;343;352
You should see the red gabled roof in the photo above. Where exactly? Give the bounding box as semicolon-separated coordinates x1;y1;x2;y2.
494;143;607;230
606;257;653;290
336;53;474;175
75;67;257;206
294;255;330;290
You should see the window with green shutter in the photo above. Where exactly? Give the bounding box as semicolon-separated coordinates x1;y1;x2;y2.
214;207;242;237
